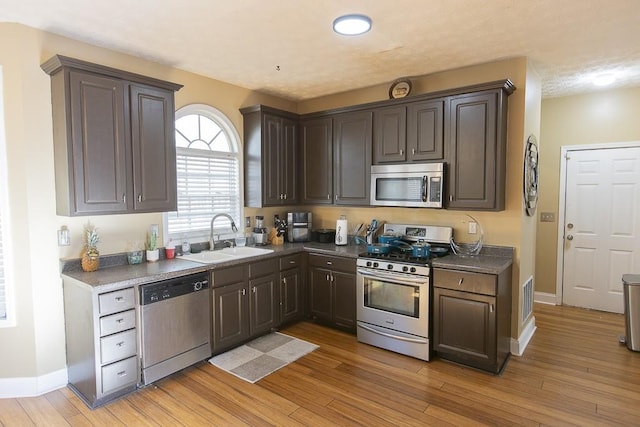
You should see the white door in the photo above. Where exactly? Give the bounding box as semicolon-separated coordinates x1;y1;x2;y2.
562;146;640;313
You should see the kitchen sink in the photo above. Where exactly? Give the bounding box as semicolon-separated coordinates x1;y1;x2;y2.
178;246;273;264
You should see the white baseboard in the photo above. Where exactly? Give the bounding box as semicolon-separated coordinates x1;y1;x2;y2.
510;315;537;356
0;368;67;398
534;292;557;305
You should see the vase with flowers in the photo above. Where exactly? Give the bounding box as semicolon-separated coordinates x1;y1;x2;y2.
81;222;100;272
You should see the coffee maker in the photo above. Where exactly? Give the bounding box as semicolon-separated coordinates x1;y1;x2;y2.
287;212;312;242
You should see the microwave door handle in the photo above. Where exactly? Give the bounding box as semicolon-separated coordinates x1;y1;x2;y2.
422;176;428;202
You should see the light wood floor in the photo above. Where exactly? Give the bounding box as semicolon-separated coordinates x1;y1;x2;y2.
2;303;640;426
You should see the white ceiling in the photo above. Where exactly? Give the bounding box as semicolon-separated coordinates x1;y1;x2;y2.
2;0;640;101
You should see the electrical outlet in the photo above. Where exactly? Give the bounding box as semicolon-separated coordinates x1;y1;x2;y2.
58;228;70;246
540;212;556;223
468;221;477;234
245;216;251;228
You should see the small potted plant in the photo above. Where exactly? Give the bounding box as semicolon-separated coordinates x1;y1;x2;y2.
146;230;159;262
81;222;100;272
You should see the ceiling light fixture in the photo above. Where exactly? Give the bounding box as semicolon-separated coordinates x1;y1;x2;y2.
593;73;616;87
333;14;372;36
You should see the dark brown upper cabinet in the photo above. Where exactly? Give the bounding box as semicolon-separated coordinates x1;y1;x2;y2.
241;105;299;207
300;117;333;204
447;83;513;211
373;98;445;164
333;110;372;205
42;55;182;216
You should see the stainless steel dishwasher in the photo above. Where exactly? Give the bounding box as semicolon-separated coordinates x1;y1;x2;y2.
139;272;210;385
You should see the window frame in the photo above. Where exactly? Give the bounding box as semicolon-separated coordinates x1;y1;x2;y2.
0;66;15;328
163;104;244;244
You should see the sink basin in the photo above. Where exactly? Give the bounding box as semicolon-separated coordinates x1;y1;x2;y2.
178;246;273;264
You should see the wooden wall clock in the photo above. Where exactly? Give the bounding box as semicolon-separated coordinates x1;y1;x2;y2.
523;134;539;216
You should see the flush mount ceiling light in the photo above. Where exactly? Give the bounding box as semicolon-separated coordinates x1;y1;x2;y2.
333;14;372;36
593;73;616;87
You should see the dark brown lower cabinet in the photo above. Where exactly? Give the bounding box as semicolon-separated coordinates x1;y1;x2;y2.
211;259;278;354
308;254;356;331
432;267;511;374
279;254;304;325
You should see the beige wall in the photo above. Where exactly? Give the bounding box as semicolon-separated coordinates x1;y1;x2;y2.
536;87;640;295
0;23;290;381
0;22;537;384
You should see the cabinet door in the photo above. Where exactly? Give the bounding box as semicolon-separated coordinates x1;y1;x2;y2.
68;70;128;215
407;98;445;161
448;91;500;210
280;267;302;325
130;84;177;212
249;273;279;336
373;106;407;164
333;111;372;205
433;287;497;371
308;266;333;322
281;117;299;204
300;117;333;204
263;114;283;206
212;282;250;352
332;270;356;331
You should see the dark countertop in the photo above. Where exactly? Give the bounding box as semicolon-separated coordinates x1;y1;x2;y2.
431;245;514;275
61;241;512;291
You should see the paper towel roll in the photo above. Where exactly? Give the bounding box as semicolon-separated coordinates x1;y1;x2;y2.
335;216;348;246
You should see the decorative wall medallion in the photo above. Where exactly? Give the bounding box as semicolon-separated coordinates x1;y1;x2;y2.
523;134;539;216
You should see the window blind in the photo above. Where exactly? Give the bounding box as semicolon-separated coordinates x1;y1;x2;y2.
168;149;240;236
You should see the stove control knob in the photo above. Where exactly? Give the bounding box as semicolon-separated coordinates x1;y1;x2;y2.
410;267;417;273
387;264;393;270
403;266;409;272
373;262;379;268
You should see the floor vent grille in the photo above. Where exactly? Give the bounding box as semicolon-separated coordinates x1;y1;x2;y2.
523;276;534;322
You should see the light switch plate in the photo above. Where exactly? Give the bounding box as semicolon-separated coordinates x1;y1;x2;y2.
540;212;555;222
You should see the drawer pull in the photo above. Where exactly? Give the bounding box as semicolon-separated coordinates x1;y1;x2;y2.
117;371;127;377
326;261;333;265
116;341;125;347
116;318;124;324
289;260;295;264
458;278;464;286
115;296;124;302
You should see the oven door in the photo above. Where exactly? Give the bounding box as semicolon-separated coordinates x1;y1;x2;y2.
356;267;429;337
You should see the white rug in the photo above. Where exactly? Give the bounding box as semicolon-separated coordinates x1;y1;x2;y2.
209;332;318;383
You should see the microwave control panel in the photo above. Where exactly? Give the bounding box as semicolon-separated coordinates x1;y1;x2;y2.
429;177;442;203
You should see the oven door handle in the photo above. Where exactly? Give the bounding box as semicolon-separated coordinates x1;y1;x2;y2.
358;323;427;344
357;268;429;285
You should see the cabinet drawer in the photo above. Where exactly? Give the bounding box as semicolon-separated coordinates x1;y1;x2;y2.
100;309;136;337
249;258;277;278
308;254;355;273
101;356;137;394
433;269;497;296
212;265;246;288
98;288;135;315
100;329;137;365
279;253;302;271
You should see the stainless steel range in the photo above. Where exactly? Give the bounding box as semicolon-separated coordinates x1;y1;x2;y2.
356;224;452;361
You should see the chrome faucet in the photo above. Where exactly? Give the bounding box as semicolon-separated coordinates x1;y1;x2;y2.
209;213;239;250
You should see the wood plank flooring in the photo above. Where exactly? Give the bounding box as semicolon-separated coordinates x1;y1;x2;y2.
2;303;639;426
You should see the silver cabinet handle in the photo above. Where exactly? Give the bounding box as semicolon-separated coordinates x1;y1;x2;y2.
412;148;416;155
282;278;287;285
326;274;330;281
241;288;246;296
116;341;125;347
117;371;127;377
458;278;464;286
326;261;333;265
122;193;126;203
252;287;256;293
489;304;495;313
284;193;287;200
327;194;330;200
115;296;124;302
137;194;142;202
567;235;574;241
400;149;404;155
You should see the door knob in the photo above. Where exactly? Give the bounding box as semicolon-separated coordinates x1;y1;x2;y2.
566;234;574;241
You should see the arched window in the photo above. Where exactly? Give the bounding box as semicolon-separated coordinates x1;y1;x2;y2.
165;104;242;242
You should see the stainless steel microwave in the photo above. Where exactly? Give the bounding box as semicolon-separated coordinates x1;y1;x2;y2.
370;163;444;208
